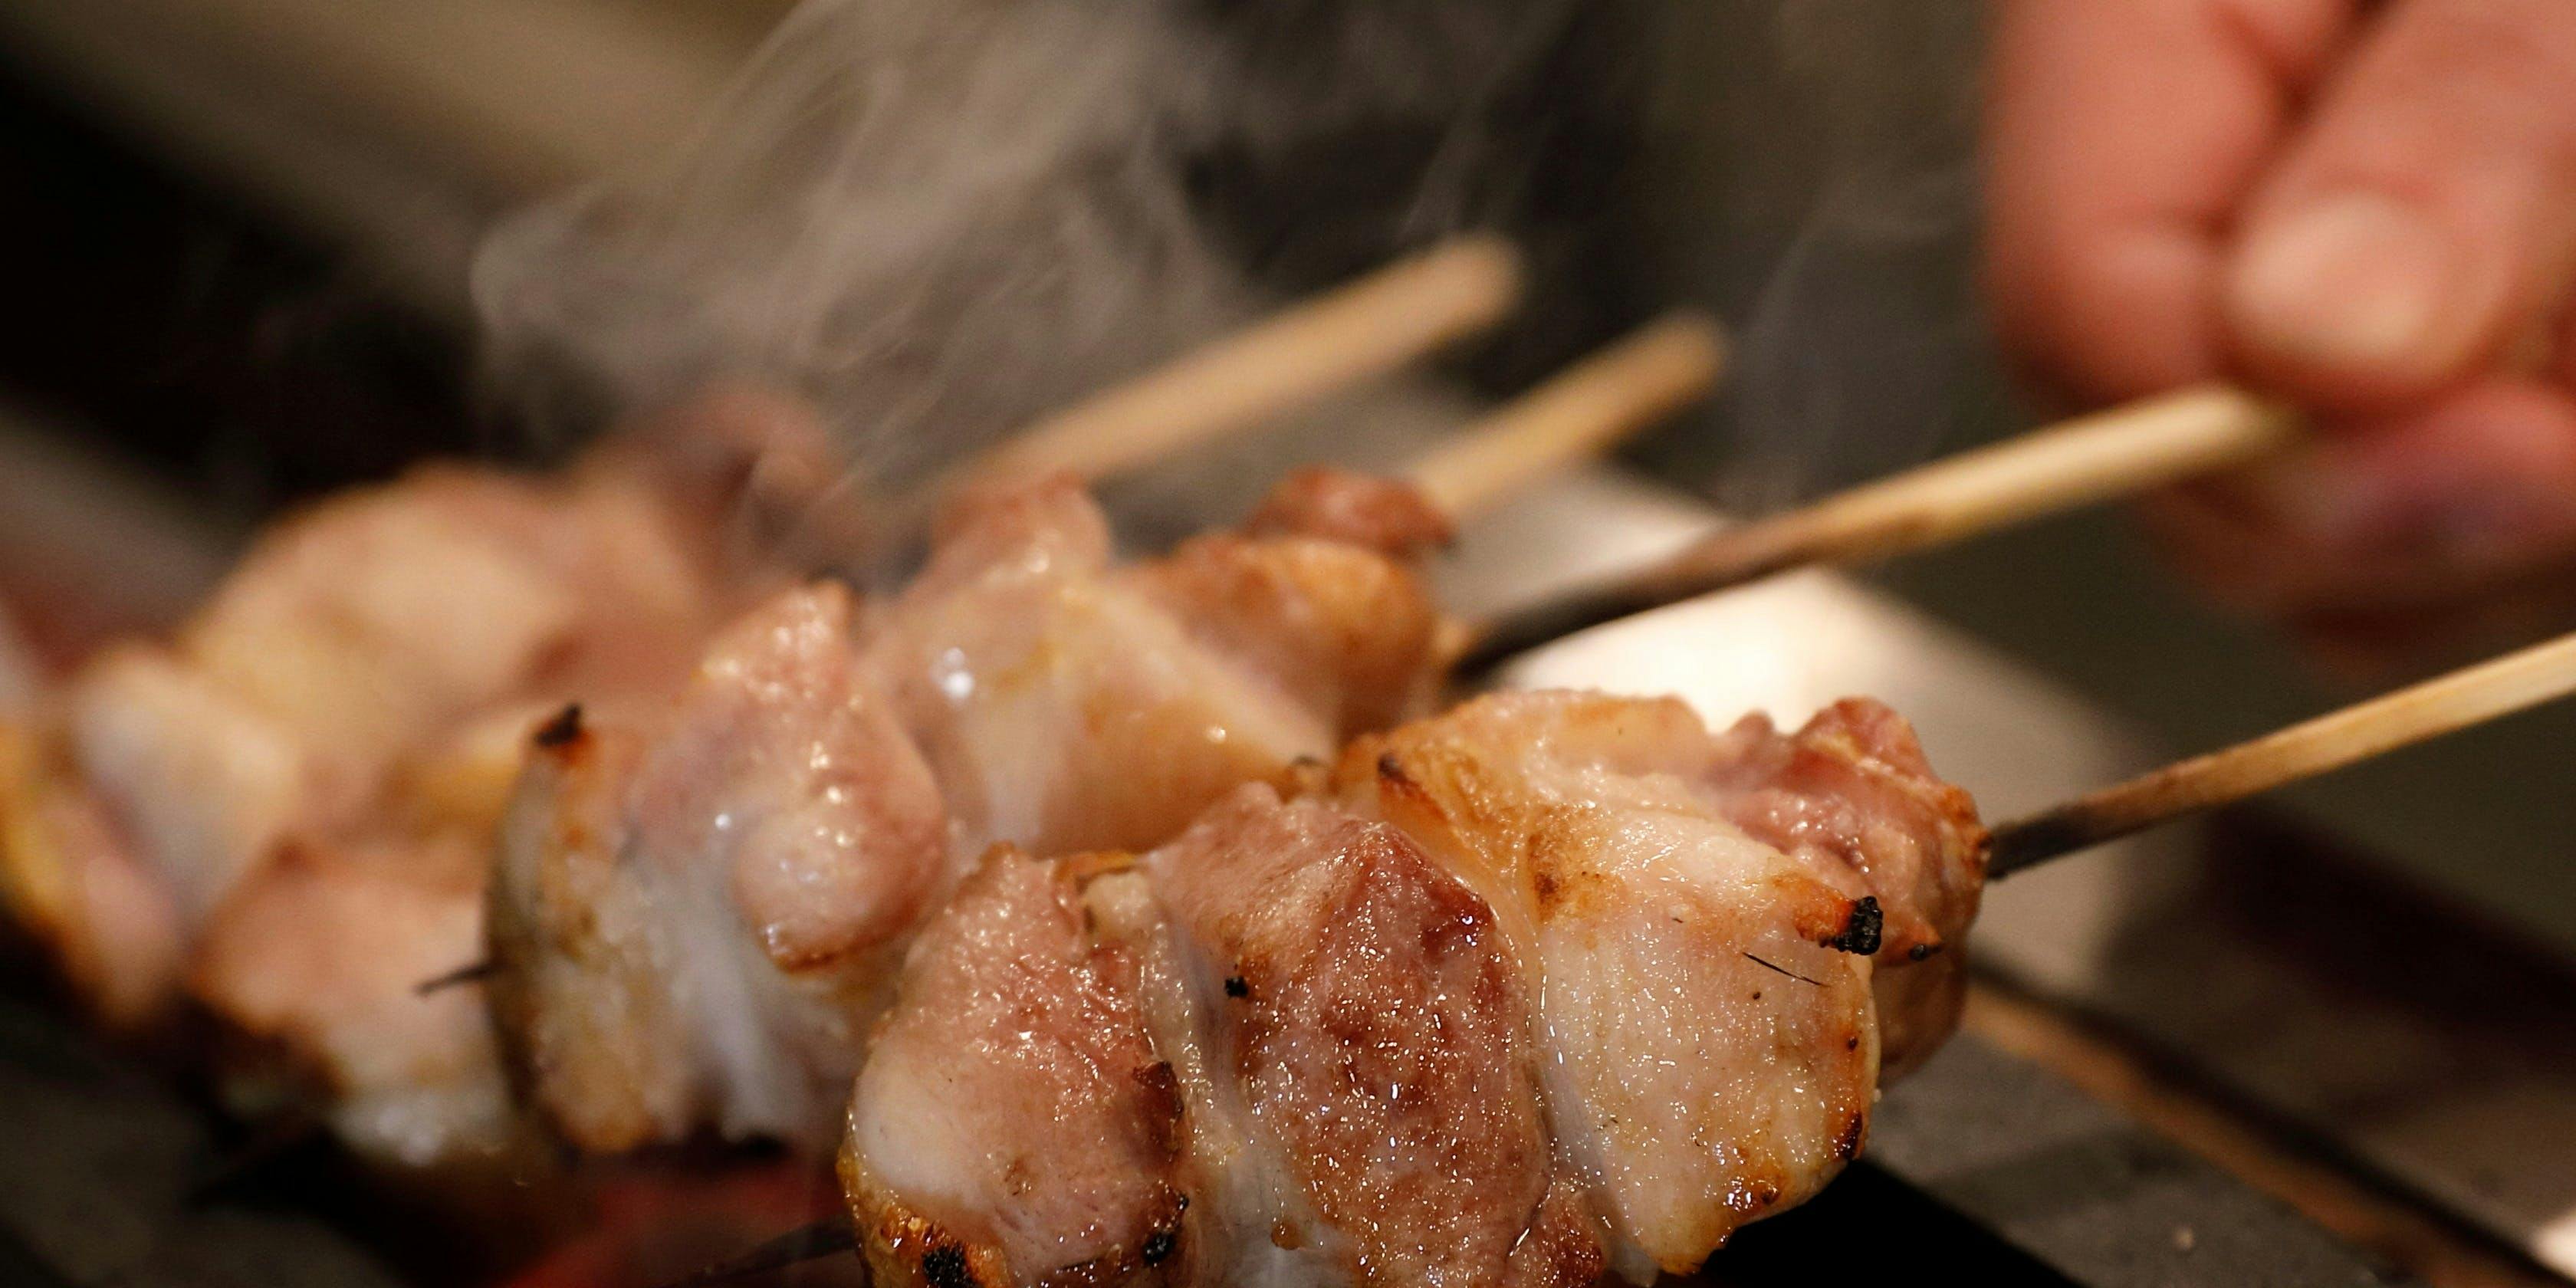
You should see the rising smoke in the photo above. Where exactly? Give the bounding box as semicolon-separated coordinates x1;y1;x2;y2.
471;0;1989;550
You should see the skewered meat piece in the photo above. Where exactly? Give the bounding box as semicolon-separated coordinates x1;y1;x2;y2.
25;462;730;973
851;794;1571;1288
492;471;1451;1156
60;646;309;928
1238;465;1454;557
868;472;1444;856
844;689;1986;1287
489;584;947;1152
1137;470;1451;741
1697;699;1987;1076
189;831;511;1167
1343;692;1969;1278
843;849;1186;1288
0;721;182;1027
1130;787;1595;1288
0;396;838;1150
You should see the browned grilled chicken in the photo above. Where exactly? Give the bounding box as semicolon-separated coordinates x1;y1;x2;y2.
867;469;1447;857
845;689;1985;1288
0;393;840;1173
488;469;1453;1158
488;583;948;1152
11;460;729;1002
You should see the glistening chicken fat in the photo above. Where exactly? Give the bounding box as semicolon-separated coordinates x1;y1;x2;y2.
845;689;1986;1286
487;468;1454;1153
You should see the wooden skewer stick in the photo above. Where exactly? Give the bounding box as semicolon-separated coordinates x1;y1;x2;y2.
1460;384;2302;669
1987;629;2576;876
1402;311;1729;521
964;235;1524;488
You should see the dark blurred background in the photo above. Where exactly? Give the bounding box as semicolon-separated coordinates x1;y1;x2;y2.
0;3;2572;1283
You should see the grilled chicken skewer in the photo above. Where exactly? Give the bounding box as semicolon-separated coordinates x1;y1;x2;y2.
487;468;1447;1155
0;392;840;1162
488;311;1725;1156
843;688;1984;1288
0;232;1530;1034
744;627;2576;1288
1;389;820;1020
724;501;2576;1288
0;242;1704;1171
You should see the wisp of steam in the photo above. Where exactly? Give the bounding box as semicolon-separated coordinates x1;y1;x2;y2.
471;0;1600;555
470;0;1989;560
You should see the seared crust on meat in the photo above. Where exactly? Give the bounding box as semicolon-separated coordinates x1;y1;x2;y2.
832;688;1986;1285
1147;786;1582;1288
872;478;1332;856
1336;691;1883;1277
1702;698;1987;1076
846;850;1188;1288
1130;536;1444;739
488;711;678;1152
489;585;948;1154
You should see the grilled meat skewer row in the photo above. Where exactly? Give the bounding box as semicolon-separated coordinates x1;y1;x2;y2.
0;390;836;1162
488;468;1454;1155
845;689;1985;1287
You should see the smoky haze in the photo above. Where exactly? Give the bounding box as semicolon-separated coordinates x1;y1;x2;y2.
470;0;1990;554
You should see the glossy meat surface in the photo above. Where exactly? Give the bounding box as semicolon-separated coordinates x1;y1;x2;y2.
1339;692;1888;1280
871;478;1379;856
633;584;951;972
845;850;1185;1288
489;472;1454;1159
1699;699;1989;1075
1143;787;1585;1288
489;584;948;1152
836;688;1986;1286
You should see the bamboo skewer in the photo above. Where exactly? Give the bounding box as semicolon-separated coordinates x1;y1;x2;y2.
1986;629;2576;876
961;235;1525;489
1402;311;1727;520
1460;384;2303;670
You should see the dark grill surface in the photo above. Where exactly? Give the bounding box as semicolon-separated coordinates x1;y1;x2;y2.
0;971;2411;1288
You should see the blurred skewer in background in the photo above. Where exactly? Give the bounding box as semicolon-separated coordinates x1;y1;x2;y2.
1464;385;2305;669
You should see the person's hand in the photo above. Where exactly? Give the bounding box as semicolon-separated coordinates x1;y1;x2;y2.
1985;0;2576;673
